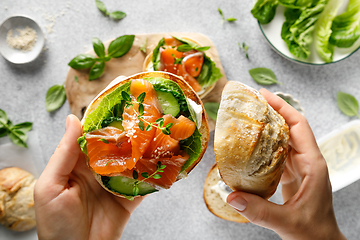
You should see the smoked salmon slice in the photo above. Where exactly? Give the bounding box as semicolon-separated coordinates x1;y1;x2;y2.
86;126;132;175
122;79;162;169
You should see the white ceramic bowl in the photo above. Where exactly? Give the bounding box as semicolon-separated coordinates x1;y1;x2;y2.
258;1;360;65
318;120;360;192
0;15;44;64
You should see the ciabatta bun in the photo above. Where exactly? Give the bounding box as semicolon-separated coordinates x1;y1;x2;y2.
214;81;289;199
203;164;249;223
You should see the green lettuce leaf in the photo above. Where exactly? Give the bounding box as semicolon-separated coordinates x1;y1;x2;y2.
281;0;328;59
314;0;343;62
151;38;165;71
251;0;279;24
278;0;314;9
196;55;223;88
329;0;360;48
83;81;131;133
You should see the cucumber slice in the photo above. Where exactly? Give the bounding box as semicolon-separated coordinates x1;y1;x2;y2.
101;176;157;196
156;90;180;116
108;120;124;130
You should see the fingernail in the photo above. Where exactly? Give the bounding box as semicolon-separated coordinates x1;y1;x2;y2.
65;115;71;132
228;196;247;212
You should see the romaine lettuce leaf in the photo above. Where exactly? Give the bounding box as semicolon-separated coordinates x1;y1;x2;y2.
314;0;343;62
281;0;328;59
329;0;360;48
151;38;165;71
278;0;314;9
251;0;279;24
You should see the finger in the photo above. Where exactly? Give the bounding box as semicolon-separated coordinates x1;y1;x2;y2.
42;114;82;185
227;191;288;232
259;88;318;155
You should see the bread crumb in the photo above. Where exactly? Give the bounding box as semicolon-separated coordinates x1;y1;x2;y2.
6;26;37;52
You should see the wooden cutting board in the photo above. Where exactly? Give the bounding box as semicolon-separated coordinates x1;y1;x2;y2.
64;32;228;131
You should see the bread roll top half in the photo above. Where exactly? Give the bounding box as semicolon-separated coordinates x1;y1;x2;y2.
214;81;289;199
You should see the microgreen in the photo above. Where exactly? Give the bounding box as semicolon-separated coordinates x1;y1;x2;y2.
249;67;281;85
122;91;173;135
0;109;32;148
132;161;166;195
218;8;237;23
337;92;360;118
140;38;147;53
238;42;249;59
171;54;184;65
98;138;109;144
68;35;135;81
95;0;126;20
74;76;79;82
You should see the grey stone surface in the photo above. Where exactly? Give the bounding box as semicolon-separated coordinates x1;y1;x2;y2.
0;0;359;239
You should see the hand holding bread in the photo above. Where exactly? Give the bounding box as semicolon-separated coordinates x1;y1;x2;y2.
225;88;346;240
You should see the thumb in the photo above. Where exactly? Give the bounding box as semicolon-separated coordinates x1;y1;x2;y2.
227;191;288;231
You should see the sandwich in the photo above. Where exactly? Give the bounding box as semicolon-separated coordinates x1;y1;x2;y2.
78;71;209;200
143;35;223;98
214;81;289;199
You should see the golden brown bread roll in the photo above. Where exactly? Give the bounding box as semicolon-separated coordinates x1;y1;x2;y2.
0;167;37;231
203;164;249;223
214;81;289;199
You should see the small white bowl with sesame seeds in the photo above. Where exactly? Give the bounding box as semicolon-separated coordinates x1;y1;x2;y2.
0;15;44;64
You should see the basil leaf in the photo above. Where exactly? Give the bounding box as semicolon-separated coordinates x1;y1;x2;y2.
0;127;8;138
108;35;135;58
249;68;279;85
12;122;33;132
8;129;28;148
0;109;8;125
204;102;220;121
110;11;126;20
337;92;359;117
46;85;67;112
89;61;105;81
92;37;105;58
68;54;97;69
176;44;193;52
195;46;210;52
95;0;108;15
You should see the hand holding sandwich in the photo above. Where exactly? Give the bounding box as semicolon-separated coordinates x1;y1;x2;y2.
34;114;143;240
227;89;346;240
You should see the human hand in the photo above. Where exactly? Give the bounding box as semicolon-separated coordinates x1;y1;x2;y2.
226;89;346;240
34;114;143;240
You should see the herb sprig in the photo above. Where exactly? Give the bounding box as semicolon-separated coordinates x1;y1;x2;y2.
95;0;126;20
176;44;210;53
0;109;32;148
132;161;166;195
121;91;173;135
218;8;237;23
238;42;249;59
68;35;135;81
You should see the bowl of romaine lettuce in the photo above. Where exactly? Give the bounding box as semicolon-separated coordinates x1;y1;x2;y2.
251;0;360;65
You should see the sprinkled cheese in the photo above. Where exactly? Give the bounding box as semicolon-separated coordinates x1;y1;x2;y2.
6;26;37;52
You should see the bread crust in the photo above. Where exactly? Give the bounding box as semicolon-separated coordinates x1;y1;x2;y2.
214;81;289;199
0;167;37;231
203;164;249;223
81;71;209;197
